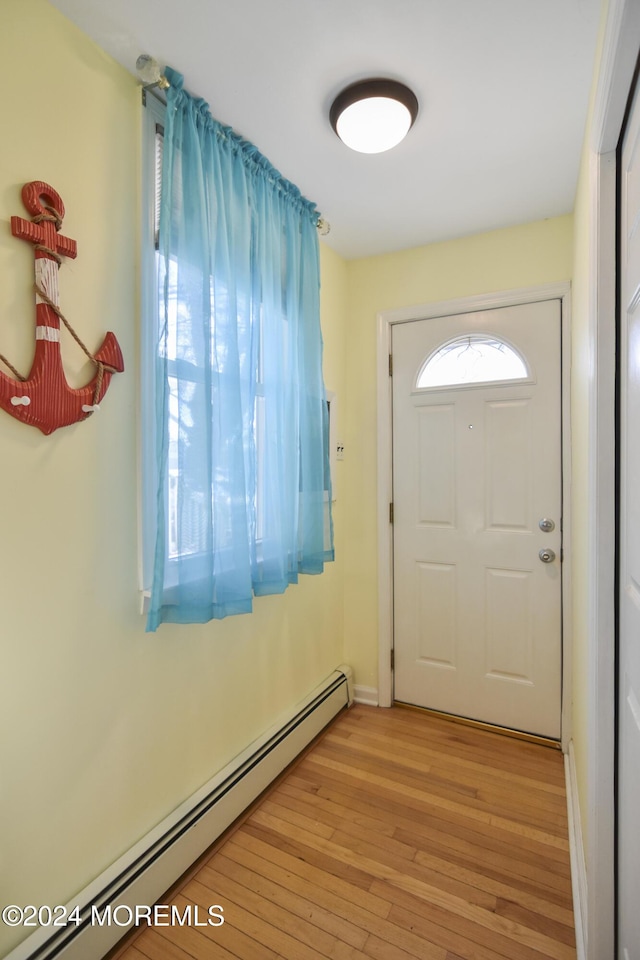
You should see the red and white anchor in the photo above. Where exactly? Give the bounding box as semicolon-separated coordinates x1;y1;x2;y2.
0;181;124;435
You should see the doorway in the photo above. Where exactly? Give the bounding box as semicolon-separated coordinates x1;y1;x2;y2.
376;283;572;745
391;300;562;738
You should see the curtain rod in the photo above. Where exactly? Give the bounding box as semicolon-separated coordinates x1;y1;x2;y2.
137;56;330;237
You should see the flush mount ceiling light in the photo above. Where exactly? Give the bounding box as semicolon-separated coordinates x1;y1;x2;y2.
330;78;419;154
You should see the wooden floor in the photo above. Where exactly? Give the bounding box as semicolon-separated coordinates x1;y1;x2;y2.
116;704;576;960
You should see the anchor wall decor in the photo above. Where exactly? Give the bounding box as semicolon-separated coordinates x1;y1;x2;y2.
1;181;124;435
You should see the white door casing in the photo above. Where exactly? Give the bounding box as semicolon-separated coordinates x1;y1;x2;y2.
377;285;571;744
618;74;640;960
391;300;562;738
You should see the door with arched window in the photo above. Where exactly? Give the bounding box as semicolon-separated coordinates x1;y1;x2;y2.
391;299;562;738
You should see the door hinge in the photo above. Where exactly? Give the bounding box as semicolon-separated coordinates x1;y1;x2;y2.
390;648;395;671
389;353;393;376
389;502;394;524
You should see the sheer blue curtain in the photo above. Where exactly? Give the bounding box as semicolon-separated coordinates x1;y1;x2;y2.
146;68;333;631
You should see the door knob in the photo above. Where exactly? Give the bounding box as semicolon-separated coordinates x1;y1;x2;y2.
539;548;556;563
539;518;555;533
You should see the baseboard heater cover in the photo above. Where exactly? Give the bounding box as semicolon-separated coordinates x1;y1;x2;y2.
5;667;352;960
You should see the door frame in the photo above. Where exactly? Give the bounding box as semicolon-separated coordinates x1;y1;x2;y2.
570;2;640;957
376;281;572;744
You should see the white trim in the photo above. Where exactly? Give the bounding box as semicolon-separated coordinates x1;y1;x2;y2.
138;91;165;608
584;148;617;960
583;2;640;956
591;0;640;154
560;288;574;753
377;282;572;736
377;309;394;708
353;685;379;706
565;743;587;960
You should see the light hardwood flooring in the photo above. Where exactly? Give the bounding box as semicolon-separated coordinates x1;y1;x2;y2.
114;704;575;960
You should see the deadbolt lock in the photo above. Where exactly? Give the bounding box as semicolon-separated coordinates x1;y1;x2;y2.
539;518;555;533
539;548;556;564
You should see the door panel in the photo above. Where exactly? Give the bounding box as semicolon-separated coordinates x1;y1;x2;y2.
485;566;533;682
485;399;532;530
392;300;562;738
417;405;456;524
416;561;457;667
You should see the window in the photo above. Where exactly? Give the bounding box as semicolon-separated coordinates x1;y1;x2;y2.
140;78;333;628
416;335;529;389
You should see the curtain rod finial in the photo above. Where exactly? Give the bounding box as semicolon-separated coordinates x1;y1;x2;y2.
136;54;169;90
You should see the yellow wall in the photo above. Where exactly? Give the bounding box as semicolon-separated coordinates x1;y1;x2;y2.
0;2;347;954
343;217;574;688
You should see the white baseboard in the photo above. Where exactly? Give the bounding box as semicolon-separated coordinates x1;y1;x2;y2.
4;669;350;960
354;685;379;706
565;742;588;960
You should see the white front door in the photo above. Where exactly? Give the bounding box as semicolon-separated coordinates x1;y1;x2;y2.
618;74;640;960
392;300;562;738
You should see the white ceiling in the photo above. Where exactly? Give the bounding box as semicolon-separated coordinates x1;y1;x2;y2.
50;0;602;259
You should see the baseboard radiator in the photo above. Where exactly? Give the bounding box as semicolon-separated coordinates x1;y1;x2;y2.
6;666;353;960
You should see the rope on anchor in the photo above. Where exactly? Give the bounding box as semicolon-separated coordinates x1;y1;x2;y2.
34;284;118;410
0;352;26;382
33;205;63;233
34;205;115;409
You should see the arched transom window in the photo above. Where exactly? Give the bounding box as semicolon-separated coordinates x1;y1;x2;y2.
416;335;529;389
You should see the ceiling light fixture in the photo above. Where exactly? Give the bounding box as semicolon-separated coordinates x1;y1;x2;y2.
330;78;419;154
